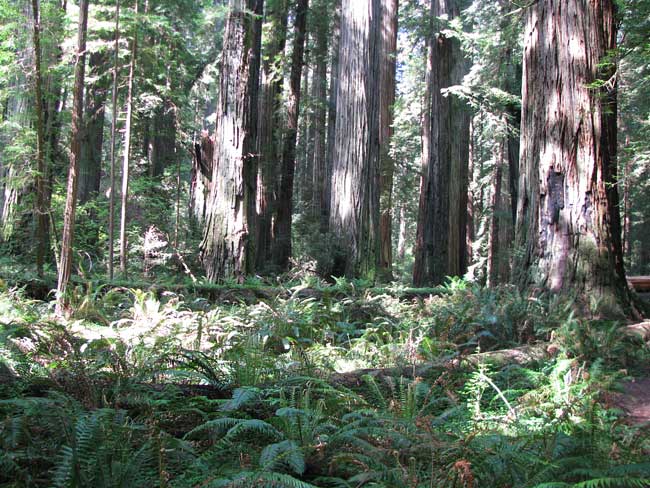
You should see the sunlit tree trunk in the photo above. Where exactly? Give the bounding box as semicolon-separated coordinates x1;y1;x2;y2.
56;0;89;314
108;0;120;280
377;0;398;282
329;0;381;279
201;0;263;281
514;0;632;315
272;0;308;270
255;0;288;271
119;0;138;278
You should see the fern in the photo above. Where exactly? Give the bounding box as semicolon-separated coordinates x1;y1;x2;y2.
260;440;305;475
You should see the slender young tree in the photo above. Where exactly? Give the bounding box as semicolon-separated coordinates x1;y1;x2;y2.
272;0;308;270
119;0;138;278
56;0;89;314
31;0;48;276
513;0;633;314
200;0;263;282
108;0;120;280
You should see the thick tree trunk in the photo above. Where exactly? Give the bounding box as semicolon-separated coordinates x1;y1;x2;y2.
271;0;308;270
377;0;398;282
514;0;632;315
56;0;89;314
328;0;381;279
78;50;109;204
200;0;263;282
255;0;288;271
413;0;468;286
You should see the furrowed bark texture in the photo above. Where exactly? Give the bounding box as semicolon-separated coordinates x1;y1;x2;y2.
377;0;398;282
514;0;632;314
255;0;288;270
271;0;308;270
329;0;382;279
190;132;214;227
200;0;262;282
311;0;329;225
56;0;89;313
413;0;469;287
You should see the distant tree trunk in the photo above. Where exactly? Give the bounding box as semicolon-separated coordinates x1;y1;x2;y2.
397;203;407;260
78;50;109;203
329;0;381;279
255;0;288;271
514;0;632;315
108;0;120;280
311;4;329;221
200;0;263;282
323;0;341;232
119;0;138;278
149;98;176;178
56;0;89;314
271;0;308;270
31;0;48;276
377;0;398;282
466;117;475;266
486;122;514;287
413;0;468;286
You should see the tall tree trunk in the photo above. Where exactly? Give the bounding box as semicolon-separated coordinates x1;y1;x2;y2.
311;3;329;223
31;0;48;276
328;0;381;279
323;0;341;233
413;0;468;286
514;0;632;315
200;0;263;282
119;0;138;278
255;0;288;271
56;0;89;314
377;0;398;282
271;0;308;270
78;50;109;203
108;0;120;280
190;132;214;227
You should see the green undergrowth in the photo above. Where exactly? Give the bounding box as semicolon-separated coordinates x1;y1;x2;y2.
1;280;649;488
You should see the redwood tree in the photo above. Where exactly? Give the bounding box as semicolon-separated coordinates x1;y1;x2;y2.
328;0;382;279
413;0;469;287
271;0;308;270
200;0;263;282
56;0;89;314
513;0;632;314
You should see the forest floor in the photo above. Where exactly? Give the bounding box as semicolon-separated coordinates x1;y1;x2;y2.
2;279;650;487
618;377;650;424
